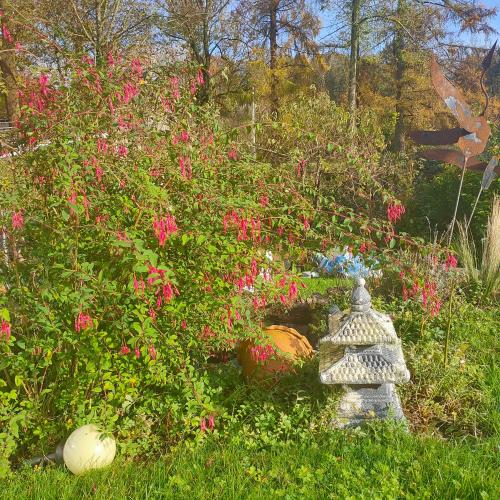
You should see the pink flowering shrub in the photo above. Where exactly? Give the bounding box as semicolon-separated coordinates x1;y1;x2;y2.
0;55;316;470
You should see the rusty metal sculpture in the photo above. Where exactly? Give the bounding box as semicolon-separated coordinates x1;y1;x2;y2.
409;41;497;244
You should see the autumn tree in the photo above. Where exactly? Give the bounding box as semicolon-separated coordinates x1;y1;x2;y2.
237;0;320;116
155;0;245;104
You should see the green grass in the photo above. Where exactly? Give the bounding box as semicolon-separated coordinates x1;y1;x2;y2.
6;429;499;499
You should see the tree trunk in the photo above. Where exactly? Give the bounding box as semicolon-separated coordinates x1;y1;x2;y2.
197;10;211;105
269;0;279;117
391;0;406;152
0;0;18;123
348;0;361;136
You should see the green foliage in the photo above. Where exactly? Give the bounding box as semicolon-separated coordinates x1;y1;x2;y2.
256;92;413;214
403;165;499;245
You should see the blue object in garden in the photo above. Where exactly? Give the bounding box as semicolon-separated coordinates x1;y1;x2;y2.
314;251;379;278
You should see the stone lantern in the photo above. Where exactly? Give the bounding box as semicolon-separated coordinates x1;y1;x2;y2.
319;278;410;427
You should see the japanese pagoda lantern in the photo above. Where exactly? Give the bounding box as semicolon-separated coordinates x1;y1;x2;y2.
319;278;410;427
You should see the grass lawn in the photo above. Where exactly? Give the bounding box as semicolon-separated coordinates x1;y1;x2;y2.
6;429;499;499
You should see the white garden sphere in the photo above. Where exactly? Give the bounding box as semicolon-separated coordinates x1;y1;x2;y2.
63;424;116;475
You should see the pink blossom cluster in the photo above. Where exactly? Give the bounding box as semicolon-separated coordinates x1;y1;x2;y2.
170;76;181;100
141;265;179;310
2;22;13;44
445;253;458;270
131;58;143;78
18;74;54;114
74;312;93;332
252;295;267;311
250;344;275;363
1;319;11;342
235;258;260;293
402;277;441;317
387;204;406;223
200;415;215;433
153;214;178;246
119;82;139;104
172;130;190;144
11;211;24;229
227;146;238;160
222;210;262;243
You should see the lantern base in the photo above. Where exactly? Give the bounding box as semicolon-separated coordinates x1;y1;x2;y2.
333;383;406;428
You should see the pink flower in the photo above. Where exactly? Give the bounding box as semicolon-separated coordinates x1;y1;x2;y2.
170;76;180;100
250;344;275;363
97;138;108;154
107;51;115;67
251;259;258;277
208;414;215;430
387;204;406;223
279;294;287;305
181;320;187;330
11;211;24;229
445;254;458;270
238;218;248;241
253;296;260;311
200;418;207;433
197;69;205;85
227;147;238;160
133;275;145;295
2;23;13;43
161;97;173;112
288;281;298;301
121;82;139;104
1;319;11;342
149;308;157;321
162;282;174;302
74;312;93;332
251;218;261;242
135;347;141;358
38;74;49;97
430;299;441;317
116;144;128;157
153;214;178;246
259;195;269;207
148;345;157;360
131;58;143;78
190;79;197;95
95;165;103;182
179;130;189;142
120;345;130;355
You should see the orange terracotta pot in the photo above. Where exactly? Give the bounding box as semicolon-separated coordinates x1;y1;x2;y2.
237;325;313;380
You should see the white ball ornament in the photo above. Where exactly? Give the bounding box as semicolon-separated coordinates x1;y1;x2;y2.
63;424;116;475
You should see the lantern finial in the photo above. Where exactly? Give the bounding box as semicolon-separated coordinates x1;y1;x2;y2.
351;277;371;312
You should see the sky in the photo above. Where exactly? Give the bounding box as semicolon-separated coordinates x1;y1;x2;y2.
459;0;499;48
318;1;499;52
